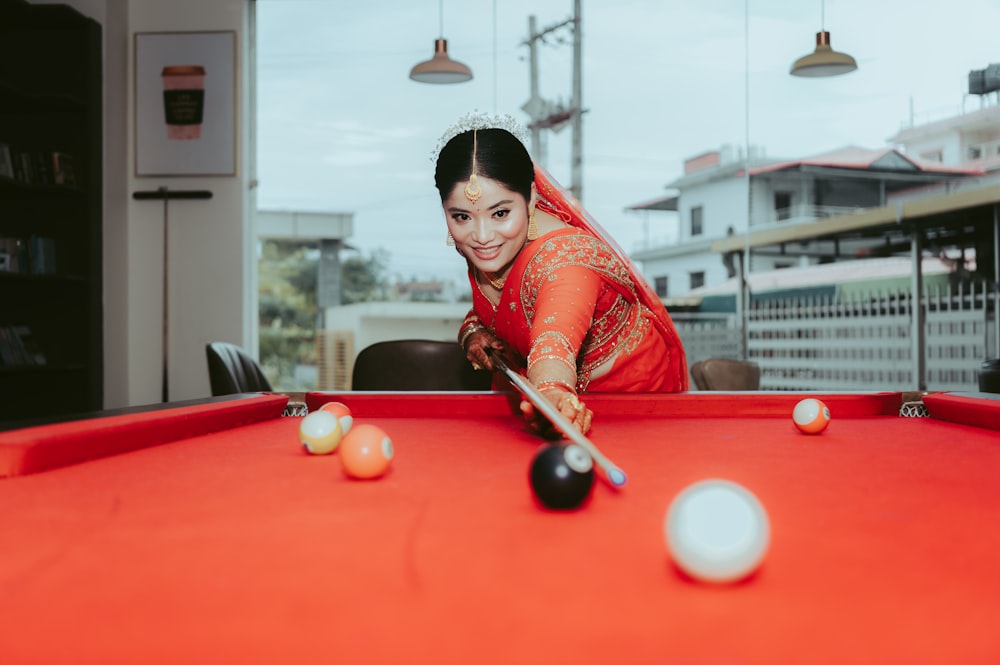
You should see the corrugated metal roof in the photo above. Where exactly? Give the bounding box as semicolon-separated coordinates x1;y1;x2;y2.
749;147;982;177
624;194;679;212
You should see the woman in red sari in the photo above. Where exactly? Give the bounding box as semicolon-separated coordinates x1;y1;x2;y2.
435;115;688;435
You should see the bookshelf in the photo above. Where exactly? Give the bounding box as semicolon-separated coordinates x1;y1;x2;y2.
0;0;103;423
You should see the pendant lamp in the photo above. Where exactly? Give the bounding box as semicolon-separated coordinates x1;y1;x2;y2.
790;0;857;78
409;0;472;84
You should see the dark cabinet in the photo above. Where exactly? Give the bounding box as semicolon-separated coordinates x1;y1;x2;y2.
0;0;102;422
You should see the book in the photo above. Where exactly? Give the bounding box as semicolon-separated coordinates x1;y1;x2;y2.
11;325;45;365
0;142;13;180
52;152;76;186
0;237;26;273
29;235;57;275
0;328;13;365
0;326;46;366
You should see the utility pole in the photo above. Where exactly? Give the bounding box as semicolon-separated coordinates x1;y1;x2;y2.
570;0;582;202
521;1;584;201
524;15;546;165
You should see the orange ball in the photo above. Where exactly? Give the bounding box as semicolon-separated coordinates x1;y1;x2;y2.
299;410;343;455
318;400;353;434
792;398;831;434
339;424;394;479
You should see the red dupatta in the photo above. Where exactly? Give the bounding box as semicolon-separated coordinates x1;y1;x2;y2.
468;165;688;391
532;166;688;387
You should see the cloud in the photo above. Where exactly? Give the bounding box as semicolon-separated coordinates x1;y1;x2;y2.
256;0;1000;282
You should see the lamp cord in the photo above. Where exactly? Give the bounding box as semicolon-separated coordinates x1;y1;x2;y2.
438;0;444;36
493;0;497;112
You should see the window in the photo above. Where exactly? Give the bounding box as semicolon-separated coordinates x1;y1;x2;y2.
920;149;943;162
689;271;705;290
774;192;791;221
690;206;703;236
654;276;668;298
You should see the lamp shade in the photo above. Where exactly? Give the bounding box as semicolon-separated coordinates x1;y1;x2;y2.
790;31;857;77
409;38;473;84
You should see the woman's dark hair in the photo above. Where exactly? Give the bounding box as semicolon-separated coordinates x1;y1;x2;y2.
434;128;534;202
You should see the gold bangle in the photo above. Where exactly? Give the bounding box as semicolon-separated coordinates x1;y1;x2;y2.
536;379;576;394
459;323;485;349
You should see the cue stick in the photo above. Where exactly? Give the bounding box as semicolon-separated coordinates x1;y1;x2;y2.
487;350;627;488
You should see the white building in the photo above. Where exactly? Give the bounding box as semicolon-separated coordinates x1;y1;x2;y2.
889;100;1000;171
628;98;1000;301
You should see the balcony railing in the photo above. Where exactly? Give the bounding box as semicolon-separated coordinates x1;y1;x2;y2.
756;205;863;228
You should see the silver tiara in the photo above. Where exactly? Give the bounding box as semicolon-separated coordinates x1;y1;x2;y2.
432;111;530;160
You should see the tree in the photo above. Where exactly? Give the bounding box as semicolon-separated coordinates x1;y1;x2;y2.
257;243;391;390
258;240;318;389
341;249;390;304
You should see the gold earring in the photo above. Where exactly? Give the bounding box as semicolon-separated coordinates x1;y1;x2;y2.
446;232;455;246
526;209;539;240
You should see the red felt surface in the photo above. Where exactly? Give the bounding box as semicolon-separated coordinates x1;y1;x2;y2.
923;391;1000;430
0;394;288;477
2;393;1000;665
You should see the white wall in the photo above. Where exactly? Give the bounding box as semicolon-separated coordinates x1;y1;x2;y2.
41;0;254;408
126;0;253;406
678;177;749;242
324;302;471;356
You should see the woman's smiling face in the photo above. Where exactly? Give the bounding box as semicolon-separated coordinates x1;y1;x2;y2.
444;176;531;276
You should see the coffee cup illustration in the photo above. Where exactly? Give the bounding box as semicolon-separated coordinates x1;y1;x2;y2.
161;65;206;140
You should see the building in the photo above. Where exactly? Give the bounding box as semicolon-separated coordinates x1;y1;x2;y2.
628;142;984;301
626;64;1000;300
889;95;1000;172
633;88;1000;392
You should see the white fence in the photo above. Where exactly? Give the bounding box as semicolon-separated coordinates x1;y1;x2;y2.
673;282;998;392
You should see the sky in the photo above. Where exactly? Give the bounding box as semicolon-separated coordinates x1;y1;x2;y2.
255;0;1000;289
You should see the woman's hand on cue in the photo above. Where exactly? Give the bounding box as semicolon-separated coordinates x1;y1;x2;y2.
520;388;593;437
465;330;505;371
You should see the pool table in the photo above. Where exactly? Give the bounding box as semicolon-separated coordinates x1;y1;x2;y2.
1;389;999;664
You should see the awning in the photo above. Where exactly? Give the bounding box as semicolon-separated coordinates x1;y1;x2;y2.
711;181;1000;254
624;194;678;212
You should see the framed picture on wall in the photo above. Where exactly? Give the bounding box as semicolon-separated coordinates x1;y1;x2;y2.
134;31;236;176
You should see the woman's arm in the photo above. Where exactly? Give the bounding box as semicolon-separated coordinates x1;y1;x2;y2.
459;309;503;371
521;261;602;434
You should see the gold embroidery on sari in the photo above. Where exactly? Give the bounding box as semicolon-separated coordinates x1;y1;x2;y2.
518;233;643;388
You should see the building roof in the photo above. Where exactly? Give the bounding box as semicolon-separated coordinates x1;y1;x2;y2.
663;255;955;308
749;146;981;177
712;178;1000;255
887;103;1000;144
693;256;952;296
631;145;981;209
624;194;678;212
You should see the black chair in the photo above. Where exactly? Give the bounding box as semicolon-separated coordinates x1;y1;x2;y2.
206;341;274;396
351;339;493;391
690;357;761;391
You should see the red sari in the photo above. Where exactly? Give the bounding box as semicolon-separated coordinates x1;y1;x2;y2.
462;166;688;393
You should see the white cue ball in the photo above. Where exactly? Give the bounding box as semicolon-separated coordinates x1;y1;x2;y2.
664;479;770;584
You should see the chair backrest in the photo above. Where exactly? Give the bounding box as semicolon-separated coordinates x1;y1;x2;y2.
205;341;274;396
690;357;761;391
351;339;493;391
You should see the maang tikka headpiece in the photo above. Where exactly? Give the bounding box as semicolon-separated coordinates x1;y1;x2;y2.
434;111;530;156
464;129;482;204
434;111;529;205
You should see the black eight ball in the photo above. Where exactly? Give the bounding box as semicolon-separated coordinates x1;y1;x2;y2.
529;443;595;509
